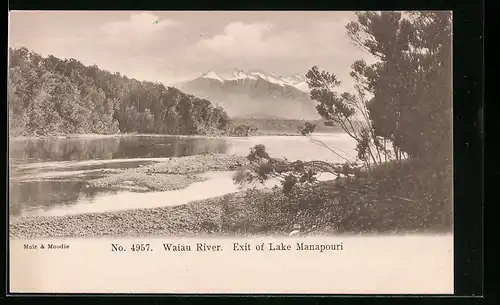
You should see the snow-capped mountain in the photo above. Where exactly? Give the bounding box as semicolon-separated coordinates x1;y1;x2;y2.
176;69;317;119
198;69;310;92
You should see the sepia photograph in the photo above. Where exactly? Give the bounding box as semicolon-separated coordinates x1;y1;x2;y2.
8;10;453;294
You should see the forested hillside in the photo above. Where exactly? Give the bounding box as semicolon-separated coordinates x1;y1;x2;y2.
8;48;250;137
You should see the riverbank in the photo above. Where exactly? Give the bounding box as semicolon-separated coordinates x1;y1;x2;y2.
9;133;125;142
9;184;451;239
8;132;307;142
8;130;346;142
10;157;452;239
8;132;291;142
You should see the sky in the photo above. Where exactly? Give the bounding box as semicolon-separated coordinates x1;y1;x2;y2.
9;11;374;90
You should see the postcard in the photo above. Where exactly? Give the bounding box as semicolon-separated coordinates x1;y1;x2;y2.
8;10;453;294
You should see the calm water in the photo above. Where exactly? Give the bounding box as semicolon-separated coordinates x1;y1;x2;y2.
9;134;356;217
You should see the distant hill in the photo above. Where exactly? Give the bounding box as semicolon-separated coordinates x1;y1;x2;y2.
175;69;320;120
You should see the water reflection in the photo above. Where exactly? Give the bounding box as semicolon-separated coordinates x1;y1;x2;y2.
9;180;118;216
10;172;250;217
9;136;230;164
10;160;157;179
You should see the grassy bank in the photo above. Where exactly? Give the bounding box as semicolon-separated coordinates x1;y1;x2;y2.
10;157;452;239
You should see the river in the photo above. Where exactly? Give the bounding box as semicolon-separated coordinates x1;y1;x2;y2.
9;133;357;217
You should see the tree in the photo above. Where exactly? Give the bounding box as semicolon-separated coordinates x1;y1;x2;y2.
8;67;29;134
407;11;452;160
346;11;452;159
138;108;155;133
26;72;88;134
304;65;392;169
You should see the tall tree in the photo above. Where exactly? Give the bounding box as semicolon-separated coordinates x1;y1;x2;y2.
346;11;452;159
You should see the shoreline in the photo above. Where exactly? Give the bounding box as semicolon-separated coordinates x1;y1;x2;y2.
9;184;452;239
8;131;346;142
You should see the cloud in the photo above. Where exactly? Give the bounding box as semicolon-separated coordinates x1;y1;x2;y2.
190;18;366;62
200;22;271;50
53;12;178;52
194;22;294;59
100;12;178;46
19;13;181;86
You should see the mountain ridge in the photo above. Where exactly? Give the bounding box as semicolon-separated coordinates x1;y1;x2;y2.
175;68;319;120
194;69;310;92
